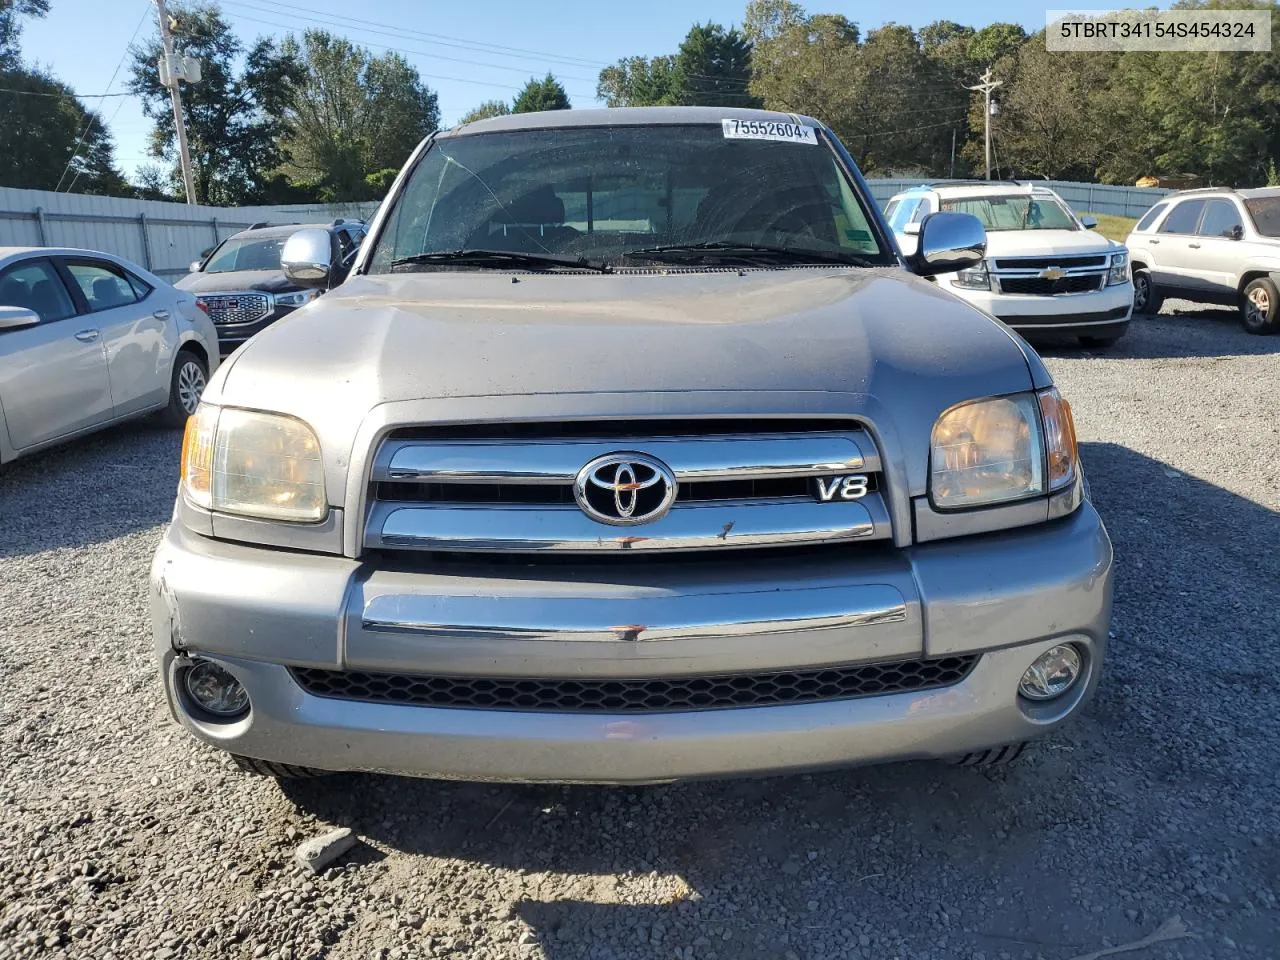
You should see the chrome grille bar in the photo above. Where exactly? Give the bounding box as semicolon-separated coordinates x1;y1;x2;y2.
376;432;878;485
366;497;889;553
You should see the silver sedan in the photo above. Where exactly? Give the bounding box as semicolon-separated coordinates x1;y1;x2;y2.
0;246;218;465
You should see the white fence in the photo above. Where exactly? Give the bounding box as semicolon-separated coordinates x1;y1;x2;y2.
865;179;1170;219
0;187;377;280
0;179;1169;280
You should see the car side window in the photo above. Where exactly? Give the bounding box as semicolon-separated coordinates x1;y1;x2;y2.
1197;199;1243;238
1158;199;1206;235
1135;203;1167;231
64;261;141;312
908;197;935;224
127;271;154;300
0;259;77;324
888;197;921;230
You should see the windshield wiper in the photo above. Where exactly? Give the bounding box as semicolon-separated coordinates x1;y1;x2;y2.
390;249;611;273
622;241;874;268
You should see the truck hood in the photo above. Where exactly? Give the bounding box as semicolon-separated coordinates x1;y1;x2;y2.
981;229;1119;258
208;268;1038;501
175;270;299;294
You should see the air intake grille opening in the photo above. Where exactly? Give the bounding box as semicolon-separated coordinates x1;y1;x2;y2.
292;656;977;713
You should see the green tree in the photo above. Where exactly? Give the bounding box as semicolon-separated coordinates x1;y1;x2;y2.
0;0;129;194
742;0;806;44
277;30;440;201
674;22;760;108
458;99;510;124
596;55;678;107
964;40;1123;181
513;73;570;112
0;67;130;193
129;4;304;204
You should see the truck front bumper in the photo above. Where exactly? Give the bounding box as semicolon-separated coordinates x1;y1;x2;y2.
944;278;1134;335
151;504;1113;784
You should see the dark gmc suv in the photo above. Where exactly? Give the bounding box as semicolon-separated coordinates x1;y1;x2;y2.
177;220;365;356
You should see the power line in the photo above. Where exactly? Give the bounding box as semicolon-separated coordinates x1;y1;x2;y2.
221;0;601;83
225;9;600;101
225;0;608;68
0;87;135;99
55;0;152;193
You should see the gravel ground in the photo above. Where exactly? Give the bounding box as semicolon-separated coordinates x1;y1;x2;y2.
1;303;1278;960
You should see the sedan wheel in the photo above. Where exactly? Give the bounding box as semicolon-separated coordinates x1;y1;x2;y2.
161;351;209;427
177;358;207;415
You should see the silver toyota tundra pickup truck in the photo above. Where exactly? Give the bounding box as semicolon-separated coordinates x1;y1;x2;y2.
151;107;1113;783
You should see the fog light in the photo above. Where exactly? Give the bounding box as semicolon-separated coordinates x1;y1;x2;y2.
183;660;249;718
1018;644;1083;701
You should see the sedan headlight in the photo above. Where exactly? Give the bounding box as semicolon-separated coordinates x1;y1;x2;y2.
930;389;1080;510
952;261;991;290
1106;250;1129;286
275;289;321;307
181;405;327;522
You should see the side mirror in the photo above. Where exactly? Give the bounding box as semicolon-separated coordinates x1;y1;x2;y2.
281;228;334;288
906;212;986;277
188;260;203;274
0;305;40;331
1230;224;1244;241
1081;215;1098;230
902;221;922;236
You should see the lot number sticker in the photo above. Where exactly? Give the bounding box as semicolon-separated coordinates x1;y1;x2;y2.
722;119;816;145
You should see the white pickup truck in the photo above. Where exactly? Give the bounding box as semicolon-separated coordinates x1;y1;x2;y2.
886;182;1133;347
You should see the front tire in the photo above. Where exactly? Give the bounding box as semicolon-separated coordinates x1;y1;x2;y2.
1132;269;1161;315
161;350;208;427
1078;333;1123;349
949;742;1029;767
1241;277;1279;334
231;754;330;779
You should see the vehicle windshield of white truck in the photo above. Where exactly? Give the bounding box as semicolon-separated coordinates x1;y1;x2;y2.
365;123;891;272
202;238;287;273
942;195;1079;232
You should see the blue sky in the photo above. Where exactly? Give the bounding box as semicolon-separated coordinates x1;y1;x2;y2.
21;0;1047;180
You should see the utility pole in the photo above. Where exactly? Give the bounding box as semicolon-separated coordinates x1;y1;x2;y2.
966;67;1002;180
154;0;197;204
949;127;957;179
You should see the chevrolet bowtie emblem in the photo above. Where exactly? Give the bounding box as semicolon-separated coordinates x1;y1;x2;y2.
1039;267;1066;280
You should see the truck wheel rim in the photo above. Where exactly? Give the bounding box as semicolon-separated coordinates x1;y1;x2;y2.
1134;276;1148;311
178;361;206;414
1247;287;1270;324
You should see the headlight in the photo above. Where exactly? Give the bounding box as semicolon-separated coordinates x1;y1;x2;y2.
930;394;1044;509
1107;250;1129;286
275;289;321;307
930;389;1080;510
181;405;327;522
1037;387;1079;492
952;261;991;290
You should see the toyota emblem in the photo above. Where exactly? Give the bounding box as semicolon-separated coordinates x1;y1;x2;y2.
573;453;678;526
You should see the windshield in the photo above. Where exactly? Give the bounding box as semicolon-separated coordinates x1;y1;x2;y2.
941;195;1078;232
202;237;287;273
1244;197;1280;238
366;124;888;271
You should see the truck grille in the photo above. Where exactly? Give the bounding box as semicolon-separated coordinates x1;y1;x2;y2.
999;275;1103;296
197;292;271;326
363;420;891;555
993;255;1106;269
291;656;977;713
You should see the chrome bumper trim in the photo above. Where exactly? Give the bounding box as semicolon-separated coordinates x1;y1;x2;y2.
366;495;890;553
361;583;908;642
377;432;878;484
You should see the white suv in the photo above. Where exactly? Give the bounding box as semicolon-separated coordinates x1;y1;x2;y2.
885;183;1133;347
1125;187;1280;335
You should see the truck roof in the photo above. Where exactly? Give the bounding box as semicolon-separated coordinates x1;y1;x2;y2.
448;106;823;137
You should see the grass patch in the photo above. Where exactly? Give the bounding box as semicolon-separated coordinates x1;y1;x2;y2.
1085;213;1138;243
